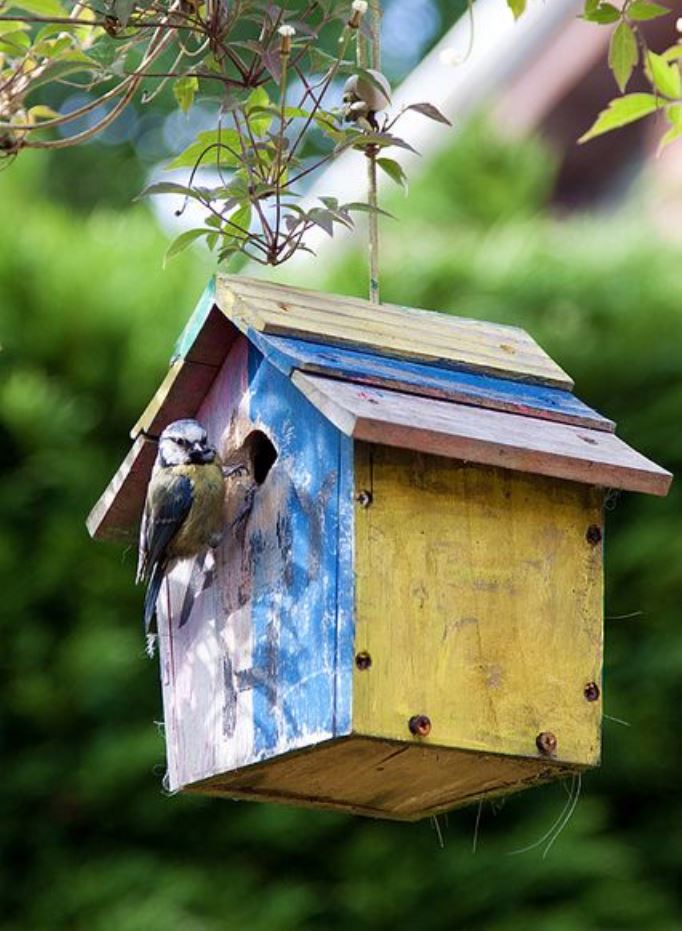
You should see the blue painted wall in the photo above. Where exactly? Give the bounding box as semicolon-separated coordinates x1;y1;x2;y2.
244;345;354;758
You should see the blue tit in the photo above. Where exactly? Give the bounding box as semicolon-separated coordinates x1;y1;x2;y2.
136;418;226;643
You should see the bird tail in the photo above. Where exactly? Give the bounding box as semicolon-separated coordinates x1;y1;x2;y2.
144;561;165;649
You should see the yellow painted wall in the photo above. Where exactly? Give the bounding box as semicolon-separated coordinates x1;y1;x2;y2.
353;445;603;767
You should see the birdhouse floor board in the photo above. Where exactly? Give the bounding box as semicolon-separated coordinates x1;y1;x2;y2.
295;374;672;496
216;276;574;389
186;736;581;821
252;332;614;433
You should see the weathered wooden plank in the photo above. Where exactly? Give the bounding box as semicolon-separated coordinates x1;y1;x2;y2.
158;337;352;792
171;277;217;362
216;275;574;389
353;445;604;767
252;332;614;432
293;373;673;496
188;735;579;821
86;435;156;542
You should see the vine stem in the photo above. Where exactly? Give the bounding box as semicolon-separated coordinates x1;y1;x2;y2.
358;1;382;305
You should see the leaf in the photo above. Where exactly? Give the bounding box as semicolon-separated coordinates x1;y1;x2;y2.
668;103;682;126
27;104;59;121
376;157;408;193
582;2;621;22
0;30;31;54
226;204;252;236
626;0;670;19
137;181;202;200
110;0;135;26
579;92;662;142
645;50;681;99
403;102;452;126
166;129;241;171
163;228;208;267
307;207;335;237
507;0;526;18
173;76;199;114
658;121;682;151
343;201;395;219
245;86;272;137
6;0;65;15
662;45;682;62
609;21;638;91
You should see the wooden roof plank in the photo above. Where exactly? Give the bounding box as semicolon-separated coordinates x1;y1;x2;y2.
131;307;237;440
86;436;156;542
253;332;614;433
292;373;672;496
216;275;574;389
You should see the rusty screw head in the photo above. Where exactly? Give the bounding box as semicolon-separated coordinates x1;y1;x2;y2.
584;681;601;702
356;489;373;509
355;651;372;670
586;524;603;545
408;715;432;737
536;731;557;756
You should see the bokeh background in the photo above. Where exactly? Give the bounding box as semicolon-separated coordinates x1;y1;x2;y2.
1;1;682;928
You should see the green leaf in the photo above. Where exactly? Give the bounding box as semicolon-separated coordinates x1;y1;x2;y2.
609;21;638;91
667;103;682;126
245;86;272;137
163;228;208;267
578;92;662;142
376;157;408;194
6;0;65;15
626;0;670;19
662;45;682;62
0;29;31;54
583;2;621;22
403;102;452;126
658;121;682;150
173;76;199;114
166;129;241;170
137;182;200;200
507;0;526;19
645;50;681;99
343;201;396;219
226;204;251;236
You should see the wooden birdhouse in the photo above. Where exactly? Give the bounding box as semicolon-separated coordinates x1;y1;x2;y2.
87;276;671;821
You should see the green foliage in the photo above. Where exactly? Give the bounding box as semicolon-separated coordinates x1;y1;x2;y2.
2;125;682;931
580;0;681;144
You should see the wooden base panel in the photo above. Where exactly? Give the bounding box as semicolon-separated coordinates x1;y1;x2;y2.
185;736;582;821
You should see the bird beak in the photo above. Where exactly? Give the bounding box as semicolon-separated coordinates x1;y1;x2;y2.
190;442;214;464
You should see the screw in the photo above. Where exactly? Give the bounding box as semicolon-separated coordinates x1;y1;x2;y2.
584;681;600;702
586;524;602;545
408;715;432;737
355;651;372;670
536;731;557;756
356;490;373;508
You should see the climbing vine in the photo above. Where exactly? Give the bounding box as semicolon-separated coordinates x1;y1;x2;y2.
0;0;679;266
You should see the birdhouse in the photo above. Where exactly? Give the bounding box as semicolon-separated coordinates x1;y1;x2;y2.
87;276;671;821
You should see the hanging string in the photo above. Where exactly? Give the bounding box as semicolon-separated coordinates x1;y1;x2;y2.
357;0;382;304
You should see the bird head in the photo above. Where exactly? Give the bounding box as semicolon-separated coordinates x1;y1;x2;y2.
157;419;217;467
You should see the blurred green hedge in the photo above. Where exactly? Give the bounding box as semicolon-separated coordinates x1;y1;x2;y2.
1;127;681;931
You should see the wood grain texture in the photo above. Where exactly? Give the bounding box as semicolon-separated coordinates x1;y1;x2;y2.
251;331;614;432
188;735;580;821
131;306;237;440
86;436;157;542
293;373;672;496
157;337;354;792
353;445;604;767
216;275;574;389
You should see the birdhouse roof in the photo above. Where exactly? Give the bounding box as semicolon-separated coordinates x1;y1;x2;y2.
87;275;671;542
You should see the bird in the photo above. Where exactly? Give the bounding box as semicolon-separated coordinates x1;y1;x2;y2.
136;418;226;650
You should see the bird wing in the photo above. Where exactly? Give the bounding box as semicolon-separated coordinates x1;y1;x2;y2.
137;472;194;582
